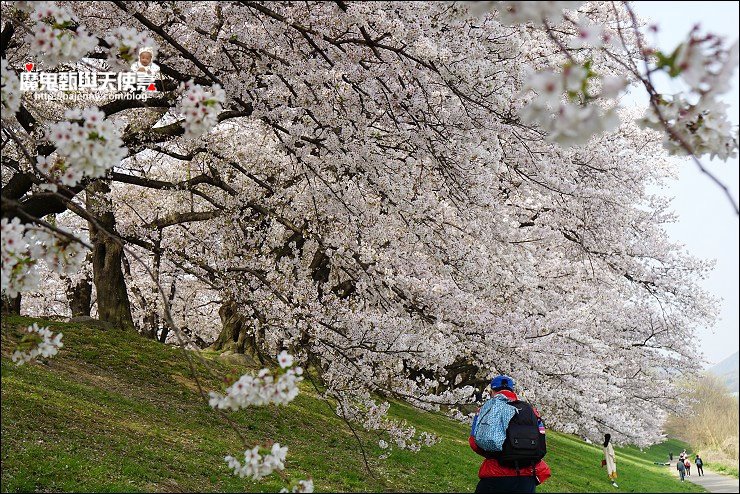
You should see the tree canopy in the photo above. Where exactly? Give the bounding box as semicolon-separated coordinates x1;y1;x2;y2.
2;1;736;464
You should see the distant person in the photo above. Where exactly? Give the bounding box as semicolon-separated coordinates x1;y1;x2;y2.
684;458;691;476
676;458;686;482
469;375;551;493
669;452;673;461
679;451;686;462
603;433;618;488
695;455;704;476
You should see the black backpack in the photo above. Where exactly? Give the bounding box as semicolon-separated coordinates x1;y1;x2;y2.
489;400;547;468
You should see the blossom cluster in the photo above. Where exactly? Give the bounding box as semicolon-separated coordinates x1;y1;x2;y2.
569;20;615;49
280;479;315;493
11;322;64;365
1;58;21;113
43;107;127;186
104;26;157;70
178;81;226;140
640;95;738;161
519;65;623;146
342;398;440;456
224;443;287;480
641;30;739;160
669;29;738;94
1;217;86;298
213;353;307;486
447;408;476;424
208;352;302;410
493;1;584;26
492;4;737;161
23;1;98;68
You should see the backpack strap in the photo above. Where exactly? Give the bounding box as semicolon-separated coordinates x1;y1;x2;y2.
510;400;538;423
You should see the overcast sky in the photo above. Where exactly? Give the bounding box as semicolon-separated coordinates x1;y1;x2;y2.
629;1;739;367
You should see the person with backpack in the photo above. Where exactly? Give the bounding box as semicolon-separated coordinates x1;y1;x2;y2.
469;375;551;493
602;434;618;488
684;458;691;476
676;457;686;482
695;455;704;476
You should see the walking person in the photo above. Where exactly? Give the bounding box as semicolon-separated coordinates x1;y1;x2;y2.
602;434;618;488
669;451;673;461
684;458;691;476
469;375;551;493
695;455;704;476
676;458;686;482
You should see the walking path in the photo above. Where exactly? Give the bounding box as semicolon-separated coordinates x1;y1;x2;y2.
669;461;739;493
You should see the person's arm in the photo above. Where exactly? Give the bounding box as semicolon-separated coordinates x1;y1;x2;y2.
535;460;552;484
469;435;489;457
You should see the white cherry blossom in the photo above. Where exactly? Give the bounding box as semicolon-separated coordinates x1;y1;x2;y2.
178;82;226;140
1;58;21;114
224;442;288;480
45;107;126;186
24;2;97;68
493;1;584;26
10;323;64;365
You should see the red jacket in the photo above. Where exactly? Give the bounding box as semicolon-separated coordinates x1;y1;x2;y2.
469;390;552;483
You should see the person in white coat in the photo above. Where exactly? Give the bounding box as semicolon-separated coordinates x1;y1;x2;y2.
603;433;618;488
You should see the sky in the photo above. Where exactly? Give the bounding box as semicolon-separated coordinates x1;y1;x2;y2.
629;2;739;367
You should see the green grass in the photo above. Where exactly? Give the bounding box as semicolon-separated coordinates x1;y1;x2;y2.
712;463;739;478
1;316;707;492
621;438;693;463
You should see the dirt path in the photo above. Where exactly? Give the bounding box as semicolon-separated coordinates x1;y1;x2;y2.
670;461;739;493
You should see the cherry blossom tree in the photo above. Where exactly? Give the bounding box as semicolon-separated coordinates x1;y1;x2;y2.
2;0;735;487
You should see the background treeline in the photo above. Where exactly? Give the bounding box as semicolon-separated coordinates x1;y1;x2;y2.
666;373;739;477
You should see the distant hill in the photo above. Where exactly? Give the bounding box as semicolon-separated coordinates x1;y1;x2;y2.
709;351;739;394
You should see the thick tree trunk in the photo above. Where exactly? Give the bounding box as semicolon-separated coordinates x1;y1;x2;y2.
143;311;159;339
1;294;21;315
121;252;158;339
65;269;93;317
211;301;266;363
87;182;135;331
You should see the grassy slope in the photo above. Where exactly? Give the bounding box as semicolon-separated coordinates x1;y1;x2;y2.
1;317;705;493
711;463;739;478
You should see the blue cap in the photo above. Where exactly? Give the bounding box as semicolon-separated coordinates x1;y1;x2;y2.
490;375;515;391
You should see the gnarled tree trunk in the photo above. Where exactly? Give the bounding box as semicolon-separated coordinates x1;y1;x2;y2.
64;260;93;317
66;277;92;317
87;182;135;331
122;252;158;340
211;301;266;364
